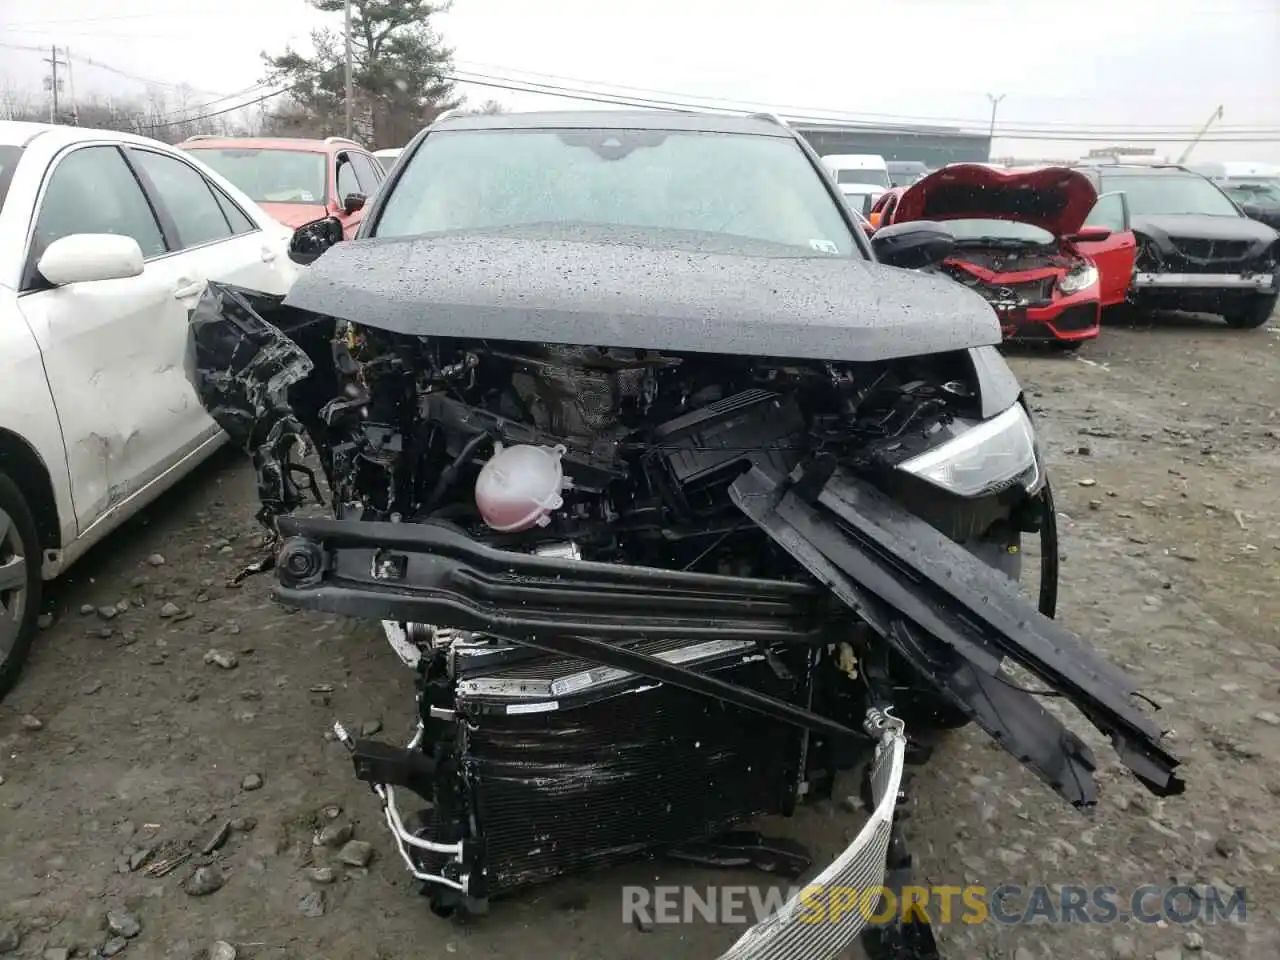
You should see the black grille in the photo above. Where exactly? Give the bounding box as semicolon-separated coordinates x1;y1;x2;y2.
1053;302;1099;332
1169;237;1257;269
456;654;808;897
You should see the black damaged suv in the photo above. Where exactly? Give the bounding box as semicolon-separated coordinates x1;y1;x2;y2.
1079;163;1279;328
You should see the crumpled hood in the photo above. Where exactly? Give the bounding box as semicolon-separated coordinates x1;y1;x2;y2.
1132;213;1279;251
282;230;1002;363
1240;203;1280;230
895;164;1099;238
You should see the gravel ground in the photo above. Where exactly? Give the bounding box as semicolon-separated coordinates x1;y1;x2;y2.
0;312;1277;960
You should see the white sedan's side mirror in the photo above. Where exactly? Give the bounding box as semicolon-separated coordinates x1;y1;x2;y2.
37;234;145;286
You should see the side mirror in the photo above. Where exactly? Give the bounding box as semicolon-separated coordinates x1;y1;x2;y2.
871;220;955;270
343;193;366;215
37;234;144;286
289;216;345;265
1070;226;1112;243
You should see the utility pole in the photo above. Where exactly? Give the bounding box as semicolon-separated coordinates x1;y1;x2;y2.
65;47;79;125
43;46;67;124
344;0;354;139
985;93;1006;150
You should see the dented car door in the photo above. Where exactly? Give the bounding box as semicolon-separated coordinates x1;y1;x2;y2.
17;144;212;532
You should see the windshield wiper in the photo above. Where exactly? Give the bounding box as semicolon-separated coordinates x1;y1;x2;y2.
954;236;1044;249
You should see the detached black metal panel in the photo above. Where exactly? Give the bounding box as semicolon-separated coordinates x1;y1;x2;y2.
728;465;1184;806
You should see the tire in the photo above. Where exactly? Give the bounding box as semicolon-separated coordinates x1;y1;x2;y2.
0;472;42;701
1222;294;1277;329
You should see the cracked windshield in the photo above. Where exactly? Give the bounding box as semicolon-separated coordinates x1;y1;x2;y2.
0;3;1276;960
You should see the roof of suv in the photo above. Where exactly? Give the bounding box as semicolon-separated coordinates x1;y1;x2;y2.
1076;163;1199;175
429;109;795;138
181;136;368;153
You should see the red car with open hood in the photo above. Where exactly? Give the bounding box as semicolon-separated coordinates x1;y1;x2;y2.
889;164;1137;347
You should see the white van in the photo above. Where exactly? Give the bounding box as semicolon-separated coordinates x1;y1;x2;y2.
374;147;403;173
823;154;890;217
820;153;891;190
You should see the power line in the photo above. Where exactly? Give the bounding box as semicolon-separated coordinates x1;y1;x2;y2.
150;83;276;123
444;72;1280;142
137;86;294;128
3;39;1277;143
451;60;1280;132
0;40;228;98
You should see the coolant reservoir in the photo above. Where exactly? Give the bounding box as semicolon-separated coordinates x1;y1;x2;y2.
474;443;567;532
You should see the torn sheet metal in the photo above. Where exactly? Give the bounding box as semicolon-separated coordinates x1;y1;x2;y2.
729;465;1183;807
185;282;335;525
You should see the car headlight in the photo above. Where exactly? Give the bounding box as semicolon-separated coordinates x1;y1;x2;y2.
1058;263;1099;295
898;403;1043;497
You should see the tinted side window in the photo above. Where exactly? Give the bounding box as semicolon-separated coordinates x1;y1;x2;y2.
131;149;233;248
32;146;166;261
1085;193;1126;231
209;183;257;235
336;156;361;199
351;153;382;189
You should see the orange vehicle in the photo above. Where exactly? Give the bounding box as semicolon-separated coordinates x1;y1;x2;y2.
180;135;386;239
867;187;906;229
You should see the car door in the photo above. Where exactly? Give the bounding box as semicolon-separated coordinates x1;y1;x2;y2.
1076;190;1137;307
125;145;295;296
334;152;367;239
15;144;207;532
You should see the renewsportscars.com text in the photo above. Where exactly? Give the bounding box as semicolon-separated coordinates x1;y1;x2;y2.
622;883;1247;927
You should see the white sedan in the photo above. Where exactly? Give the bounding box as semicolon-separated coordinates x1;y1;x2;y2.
0;121;304;698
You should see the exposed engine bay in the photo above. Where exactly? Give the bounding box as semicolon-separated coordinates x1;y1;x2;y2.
317;323;1028;564
941;244;1085;311
187;282;1183;960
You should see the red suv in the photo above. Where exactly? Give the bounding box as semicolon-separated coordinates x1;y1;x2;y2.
180;135;385;239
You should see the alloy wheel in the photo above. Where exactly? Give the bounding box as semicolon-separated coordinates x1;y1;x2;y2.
0;506;28;663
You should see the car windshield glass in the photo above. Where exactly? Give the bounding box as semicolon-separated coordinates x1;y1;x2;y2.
1223;181;1280;204
0;146;20;216
944;218;1056;245
373;128;858;255
183;148;327;205
1103;173;1240;217
835;168;891;188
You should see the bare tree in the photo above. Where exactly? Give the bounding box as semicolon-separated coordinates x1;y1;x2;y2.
0;83;33;122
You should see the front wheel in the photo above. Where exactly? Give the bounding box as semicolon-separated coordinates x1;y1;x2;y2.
0;472;42;701
1222;294;1277;329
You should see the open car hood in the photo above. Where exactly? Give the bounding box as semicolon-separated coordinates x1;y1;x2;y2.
894;164;1100;238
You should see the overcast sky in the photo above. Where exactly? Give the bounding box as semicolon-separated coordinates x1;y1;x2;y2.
2;0;1277;160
